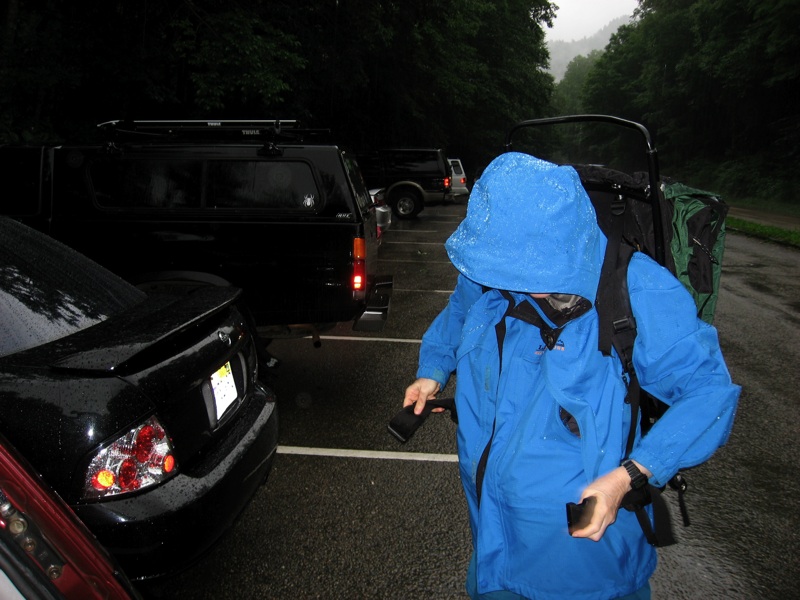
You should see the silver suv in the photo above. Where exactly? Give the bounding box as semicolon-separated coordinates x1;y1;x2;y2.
448;158;470;201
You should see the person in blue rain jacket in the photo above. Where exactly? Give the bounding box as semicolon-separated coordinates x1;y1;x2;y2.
403;152;740;600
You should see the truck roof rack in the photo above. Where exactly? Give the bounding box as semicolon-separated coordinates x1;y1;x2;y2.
96;119;331;143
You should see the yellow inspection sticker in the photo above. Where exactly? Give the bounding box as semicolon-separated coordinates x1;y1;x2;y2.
210;361;238;419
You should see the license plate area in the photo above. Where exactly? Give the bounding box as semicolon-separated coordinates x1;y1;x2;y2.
210;361;238;421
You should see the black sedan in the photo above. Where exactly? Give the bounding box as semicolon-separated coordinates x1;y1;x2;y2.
0;217;279;582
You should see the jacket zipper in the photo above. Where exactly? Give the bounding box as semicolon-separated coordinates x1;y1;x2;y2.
475;290;515;506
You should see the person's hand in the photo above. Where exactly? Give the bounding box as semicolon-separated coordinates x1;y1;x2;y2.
403;378;441;415
571;461;651;541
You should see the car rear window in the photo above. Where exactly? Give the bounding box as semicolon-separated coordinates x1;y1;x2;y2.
381;150;443;172
0;218;145;357
450;161;464;175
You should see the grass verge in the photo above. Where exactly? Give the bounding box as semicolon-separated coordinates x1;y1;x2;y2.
726;217;800;249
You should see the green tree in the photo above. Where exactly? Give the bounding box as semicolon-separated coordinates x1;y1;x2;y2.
170;4;305;114
552;50;602;116
0;1;306;142
0;0;559;174
440;0;558;171
580;0;799;201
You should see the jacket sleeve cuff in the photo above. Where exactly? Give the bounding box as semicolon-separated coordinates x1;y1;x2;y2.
415;366;450;389
628;449;671;488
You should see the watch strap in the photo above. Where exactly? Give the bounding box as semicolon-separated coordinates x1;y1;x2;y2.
621;459;648;490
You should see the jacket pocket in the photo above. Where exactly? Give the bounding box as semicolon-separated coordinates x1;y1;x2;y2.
490;497;654;599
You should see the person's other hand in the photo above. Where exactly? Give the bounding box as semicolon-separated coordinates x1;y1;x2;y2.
403;378;441;415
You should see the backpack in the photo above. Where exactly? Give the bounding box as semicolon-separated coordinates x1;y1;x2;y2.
577;166;728;547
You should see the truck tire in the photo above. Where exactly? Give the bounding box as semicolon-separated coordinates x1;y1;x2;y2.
391;189;422;219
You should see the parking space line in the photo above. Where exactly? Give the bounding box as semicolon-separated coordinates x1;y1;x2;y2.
391;288;453;293
381;241;445;245
378;258;454;264
277;445;458;462
318;335;422;343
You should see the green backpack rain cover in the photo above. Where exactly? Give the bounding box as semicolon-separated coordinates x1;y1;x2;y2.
663;182;729;324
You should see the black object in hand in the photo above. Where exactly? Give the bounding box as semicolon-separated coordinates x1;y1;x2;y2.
566;496;597;535
387;398;457;443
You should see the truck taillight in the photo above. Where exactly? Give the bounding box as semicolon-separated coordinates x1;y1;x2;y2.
353;237;366;291
444;177;451;189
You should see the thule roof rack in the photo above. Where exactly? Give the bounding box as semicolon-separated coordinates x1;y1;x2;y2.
96;119;331;143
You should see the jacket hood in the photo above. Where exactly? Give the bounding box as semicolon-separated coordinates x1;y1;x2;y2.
445;152;606;303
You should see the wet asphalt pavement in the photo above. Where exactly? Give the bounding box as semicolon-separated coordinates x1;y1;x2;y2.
151;202;799;599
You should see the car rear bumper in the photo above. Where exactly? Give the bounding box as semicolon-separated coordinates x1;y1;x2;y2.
448;187;470;201
421;190;448;205
353;274;393;332
71;383;279;581
375;204;392;231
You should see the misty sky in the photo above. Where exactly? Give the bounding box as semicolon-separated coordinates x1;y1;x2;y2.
546;0;638;42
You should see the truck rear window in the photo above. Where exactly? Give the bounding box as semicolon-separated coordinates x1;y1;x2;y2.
207;160;321;210
92;159;203;208
90;158;322;211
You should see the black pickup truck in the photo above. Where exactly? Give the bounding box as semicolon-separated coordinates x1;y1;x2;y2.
0;120;392;339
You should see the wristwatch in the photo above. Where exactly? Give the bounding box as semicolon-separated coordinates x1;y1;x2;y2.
621;459;648;490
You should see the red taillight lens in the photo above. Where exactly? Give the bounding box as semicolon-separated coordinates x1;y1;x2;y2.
460;177;467;185
134;424;157;463
83;416;177;500
353;237;366;291
444;177;451;189
118;459;140;491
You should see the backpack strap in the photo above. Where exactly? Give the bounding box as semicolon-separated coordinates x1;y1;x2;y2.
597;234;691;546
596;192;640;454
595;203;669;545
596;239;639;456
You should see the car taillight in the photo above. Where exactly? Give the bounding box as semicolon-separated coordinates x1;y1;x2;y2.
460;177;467;185
83;416;177;500
353;237;366;291
444;177;451;189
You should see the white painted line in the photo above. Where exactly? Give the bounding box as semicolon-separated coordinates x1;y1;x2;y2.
382;241;445;245
318;335;421;343
392;288;453;294
378;258;454;264
277;445;458;462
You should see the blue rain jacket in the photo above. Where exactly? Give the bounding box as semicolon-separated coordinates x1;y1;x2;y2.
416;153;740;600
